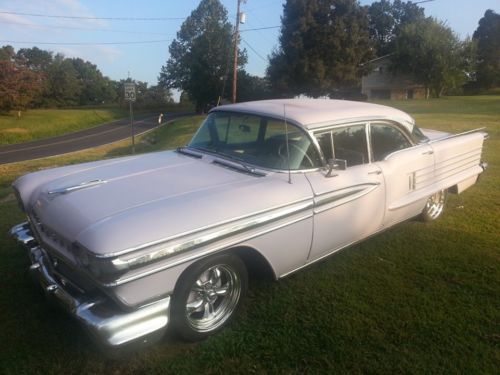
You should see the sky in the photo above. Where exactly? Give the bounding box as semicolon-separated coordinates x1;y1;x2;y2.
0;0;498;99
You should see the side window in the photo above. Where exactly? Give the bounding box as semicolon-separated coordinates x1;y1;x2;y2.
370;123;412;161
314;124;368;167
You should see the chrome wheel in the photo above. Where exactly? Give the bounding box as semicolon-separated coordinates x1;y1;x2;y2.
185;265;241;332
421;190;447;221
172;254;247;341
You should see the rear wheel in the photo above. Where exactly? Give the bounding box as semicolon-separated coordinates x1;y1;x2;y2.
171;253;247;341
420;189;447;221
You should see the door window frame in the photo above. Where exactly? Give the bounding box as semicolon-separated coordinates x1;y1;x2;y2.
367;121;417;162
311;122;371;167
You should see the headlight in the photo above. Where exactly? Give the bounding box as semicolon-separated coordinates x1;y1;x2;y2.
73;243;128;280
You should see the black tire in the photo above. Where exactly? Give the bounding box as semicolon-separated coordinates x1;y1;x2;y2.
171;253;248;342
420;189;448;222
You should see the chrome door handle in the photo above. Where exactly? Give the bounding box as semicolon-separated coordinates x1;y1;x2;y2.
422;150;434;155
368;170;382;175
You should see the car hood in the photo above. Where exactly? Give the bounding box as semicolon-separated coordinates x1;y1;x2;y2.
14;151;311;256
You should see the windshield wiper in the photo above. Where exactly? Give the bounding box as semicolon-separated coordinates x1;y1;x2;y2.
176;146;202;159
212;158;266;177
192;146;265;177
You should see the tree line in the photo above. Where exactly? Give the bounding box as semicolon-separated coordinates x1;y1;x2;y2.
162;0;499;110
1;0;499;114
0;45;172;114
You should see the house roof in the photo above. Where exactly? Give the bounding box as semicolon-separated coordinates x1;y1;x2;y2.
212;99;416;132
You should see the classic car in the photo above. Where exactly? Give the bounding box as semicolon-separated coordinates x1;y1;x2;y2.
11;99;487;352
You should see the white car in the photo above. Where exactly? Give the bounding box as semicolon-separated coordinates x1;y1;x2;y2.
11;99;487;352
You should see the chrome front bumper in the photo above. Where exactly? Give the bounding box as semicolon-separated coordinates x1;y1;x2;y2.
10;222;170;350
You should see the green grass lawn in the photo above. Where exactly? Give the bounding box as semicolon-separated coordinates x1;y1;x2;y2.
0;97;498;373
0;108;130;145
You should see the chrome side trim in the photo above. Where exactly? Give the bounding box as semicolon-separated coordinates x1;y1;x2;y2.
92;196;314;259
107;201;314;283
313;183;380;214
106;184;377;287
387;165;483;211
48;179;107;196
427;127;486;144
106;213;313;287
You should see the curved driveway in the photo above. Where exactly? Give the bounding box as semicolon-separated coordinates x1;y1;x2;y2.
0;113;190;165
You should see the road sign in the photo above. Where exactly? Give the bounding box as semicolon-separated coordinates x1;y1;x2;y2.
124;83;136;102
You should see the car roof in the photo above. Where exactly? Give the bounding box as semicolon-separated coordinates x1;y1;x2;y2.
212;99;416;132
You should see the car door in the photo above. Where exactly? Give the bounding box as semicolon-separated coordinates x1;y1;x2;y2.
370;121;435;227
305;123;385;261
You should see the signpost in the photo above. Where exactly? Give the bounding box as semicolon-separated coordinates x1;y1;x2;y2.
124;83;136;153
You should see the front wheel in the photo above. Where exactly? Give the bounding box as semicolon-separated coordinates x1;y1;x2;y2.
420;189;448;221
171;253;248;342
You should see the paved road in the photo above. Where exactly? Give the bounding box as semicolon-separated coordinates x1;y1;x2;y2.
0;113;190;165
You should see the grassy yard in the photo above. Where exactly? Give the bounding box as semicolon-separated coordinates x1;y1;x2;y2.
0;97;498;373
0;108;130;145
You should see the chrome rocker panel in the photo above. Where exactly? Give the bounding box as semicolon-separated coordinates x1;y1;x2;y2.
10;222;170;350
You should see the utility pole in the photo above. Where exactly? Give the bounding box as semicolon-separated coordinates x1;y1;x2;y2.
232;0;245;103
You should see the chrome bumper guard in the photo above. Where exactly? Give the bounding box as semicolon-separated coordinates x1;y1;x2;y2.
10;222;170;349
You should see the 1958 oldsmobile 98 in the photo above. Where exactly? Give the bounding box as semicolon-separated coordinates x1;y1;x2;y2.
11;99;487;351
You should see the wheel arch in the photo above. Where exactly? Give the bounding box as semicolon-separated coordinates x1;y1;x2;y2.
231;245;277;281
173;245;277;294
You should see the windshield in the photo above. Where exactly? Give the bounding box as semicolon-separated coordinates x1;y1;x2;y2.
188;111;322;170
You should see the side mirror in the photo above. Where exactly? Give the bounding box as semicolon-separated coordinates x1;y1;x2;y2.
326;158;346;177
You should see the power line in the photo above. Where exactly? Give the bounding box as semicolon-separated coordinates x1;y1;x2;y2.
241;38;267;61
0;39;172;46
240;26;280;32
0;20;171;36
0;10;184;21
1;19;278;36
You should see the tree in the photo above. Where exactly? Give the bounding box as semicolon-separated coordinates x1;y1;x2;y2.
391;18;468;98
236;72;271;102
44;54;82;106
367;0;425;56
14;47;53;106
0;45;122;109
159;0;246;112
69;58;118;105
16;47;53;72
143;85;173;107
267;0;374;97
473;9;500;90
0;45;15;61
0;60;43;113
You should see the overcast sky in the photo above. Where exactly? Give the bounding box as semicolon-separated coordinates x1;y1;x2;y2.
1;0;498;89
